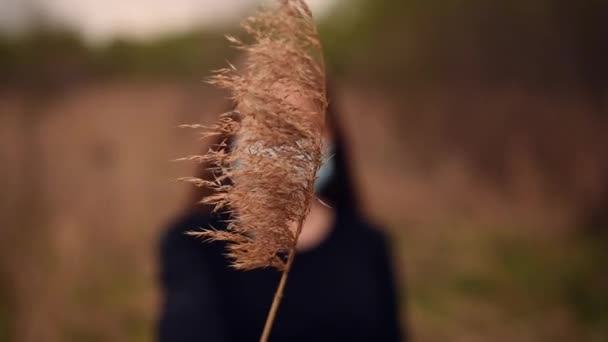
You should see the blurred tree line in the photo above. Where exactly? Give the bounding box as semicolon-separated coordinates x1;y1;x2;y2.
0;29;235;85
4;0;606;96
322;0;607;93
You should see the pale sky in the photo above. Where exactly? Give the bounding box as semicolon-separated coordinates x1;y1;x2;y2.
0;0;339;43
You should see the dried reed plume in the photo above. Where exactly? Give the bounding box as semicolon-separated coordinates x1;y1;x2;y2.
179;0;327;340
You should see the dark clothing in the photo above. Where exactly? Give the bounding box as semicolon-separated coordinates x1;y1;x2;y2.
158;210;403;342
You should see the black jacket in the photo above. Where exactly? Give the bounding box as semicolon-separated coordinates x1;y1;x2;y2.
158;210;404;342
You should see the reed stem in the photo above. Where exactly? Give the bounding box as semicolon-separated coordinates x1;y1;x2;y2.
260;218;304;342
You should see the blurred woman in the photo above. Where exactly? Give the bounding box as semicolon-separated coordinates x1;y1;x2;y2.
158;97;404;341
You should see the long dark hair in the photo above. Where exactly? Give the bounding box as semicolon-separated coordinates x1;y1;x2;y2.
317;95;359;213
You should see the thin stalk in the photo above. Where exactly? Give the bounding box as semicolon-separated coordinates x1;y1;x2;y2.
260;218;304;342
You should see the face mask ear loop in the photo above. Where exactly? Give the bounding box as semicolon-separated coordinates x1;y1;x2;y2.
313;145;335;193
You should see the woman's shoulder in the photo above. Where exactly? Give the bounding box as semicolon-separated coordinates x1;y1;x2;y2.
159;210;227;252
336;212;387;240
166;209;231;234
171;210;211;231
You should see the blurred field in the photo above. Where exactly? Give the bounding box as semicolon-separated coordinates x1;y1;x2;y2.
0;80;224;341
1;79;607;342
339;84;608;341
1;0;608;341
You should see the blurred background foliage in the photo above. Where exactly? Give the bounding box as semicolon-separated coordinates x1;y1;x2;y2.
0;29;235;83
321;0;608;88
1;0;607;341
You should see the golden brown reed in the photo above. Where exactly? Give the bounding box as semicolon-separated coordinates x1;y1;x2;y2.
179;0;327;272
179;2;327;339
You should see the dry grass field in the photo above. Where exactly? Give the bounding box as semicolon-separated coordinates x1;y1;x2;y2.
1;80;607;341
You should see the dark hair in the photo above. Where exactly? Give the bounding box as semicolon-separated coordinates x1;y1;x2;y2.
317;96;359;213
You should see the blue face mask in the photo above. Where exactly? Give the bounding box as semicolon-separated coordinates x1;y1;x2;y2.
232;139;335;193
314;146;335;193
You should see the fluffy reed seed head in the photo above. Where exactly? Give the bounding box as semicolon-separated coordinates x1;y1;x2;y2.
181;0;327;271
